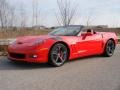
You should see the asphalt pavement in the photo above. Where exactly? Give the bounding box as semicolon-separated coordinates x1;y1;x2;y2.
0;45;120;90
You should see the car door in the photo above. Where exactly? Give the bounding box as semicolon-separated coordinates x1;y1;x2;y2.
77;30;103;57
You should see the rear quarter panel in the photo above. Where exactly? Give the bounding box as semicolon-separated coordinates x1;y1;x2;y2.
102;32;118;45
101;32;118;54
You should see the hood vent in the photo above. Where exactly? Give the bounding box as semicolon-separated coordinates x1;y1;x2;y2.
17;42;23;44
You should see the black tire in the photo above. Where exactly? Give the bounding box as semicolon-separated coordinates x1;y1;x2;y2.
49;43;68;67
103;40;115;57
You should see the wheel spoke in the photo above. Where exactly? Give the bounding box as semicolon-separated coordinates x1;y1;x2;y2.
55;56;59;62
59;52;67;62
63;51;67;55
108;46;111;52
59;56;64;62
52;51;58;55
58;46;61;53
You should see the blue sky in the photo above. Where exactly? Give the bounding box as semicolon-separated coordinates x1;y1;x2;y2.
9;0;120;27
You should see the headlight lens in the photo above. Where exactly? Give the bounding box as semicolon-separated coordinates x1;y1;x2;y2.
33;40;45;46
9;39;16;44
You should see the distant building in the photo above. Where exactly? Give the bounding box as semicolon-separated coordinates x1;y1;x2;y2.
51;25;84;29
51;25;108;29
85;25;108;29
32;25;48;30
96;25;108;28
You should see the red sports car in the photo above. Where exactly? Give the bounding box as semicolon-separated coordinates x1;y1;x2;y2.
8;26;118;67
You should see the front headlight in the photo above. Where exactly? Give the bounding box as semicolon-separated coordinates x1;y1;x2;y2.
9;39;16;44
33;40;46;46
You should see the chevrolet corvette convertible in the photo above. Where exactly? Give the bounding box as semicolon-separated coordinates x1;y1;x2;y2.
8;26;118;67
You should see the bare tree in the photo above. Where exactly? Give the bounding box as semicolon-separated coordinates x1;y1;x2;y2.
8;7;16;28
86;13;92;26
32;0;39;26
86;11;96;26
32;0;35;26
19;3;27;28
0;0;16;29
0;0;9;29
56;0;77;26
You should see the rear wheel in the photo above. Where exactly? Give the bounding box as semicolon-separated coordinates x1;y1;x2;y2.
103;40;115;57
49;43;68;67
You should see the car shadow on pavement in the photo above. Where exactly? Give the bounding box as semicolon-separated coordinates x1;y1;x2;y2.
0;57;54;70
0;55;106;70
68;55;107;63
117;86;120;90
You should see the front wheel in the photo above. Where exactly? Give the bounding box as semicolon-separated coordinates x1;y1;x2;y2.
103;40;115;57
49;43;68;67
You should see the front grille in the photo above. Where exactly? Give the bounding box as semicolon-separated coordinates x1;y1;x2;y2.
9;53;26;59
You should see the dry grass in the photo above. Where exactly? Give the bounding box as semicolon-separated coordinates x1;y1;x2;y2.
0;27;120;39
0;45;8;56
118;39;120;43
0;29;51;39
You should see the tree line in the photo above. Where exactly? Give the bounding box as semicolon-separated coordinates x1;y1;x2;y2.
0;0;93;30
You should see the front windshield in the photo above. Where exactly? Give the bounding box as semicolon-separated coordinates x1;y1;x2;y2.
49;26;83;36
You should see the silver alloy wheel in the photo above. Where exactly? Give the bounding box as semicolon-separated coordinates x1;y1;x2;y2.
50;43;68;66
106;40;115;56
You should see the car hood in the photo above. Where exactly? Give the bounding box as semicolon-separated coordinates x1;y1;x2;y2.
16;35;54;43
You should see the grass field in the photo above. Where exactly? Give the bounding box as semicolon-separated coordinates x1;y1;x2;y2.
0;27;120;39
0;29;51;39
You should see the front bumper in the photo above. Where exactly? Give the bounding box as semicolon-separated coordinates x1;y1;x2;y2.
7;45;49;63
